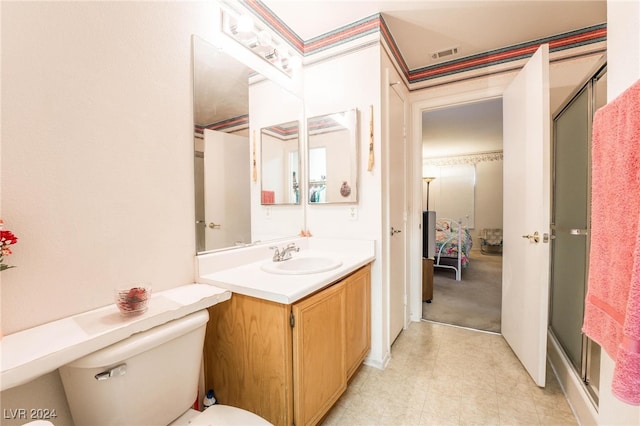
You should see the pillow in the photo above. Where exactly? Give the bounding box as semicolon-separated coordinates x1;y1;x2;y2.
436;220;451;231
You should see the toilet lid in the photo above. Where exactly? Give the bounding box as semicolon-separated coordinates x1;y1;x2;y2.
191;405;272;426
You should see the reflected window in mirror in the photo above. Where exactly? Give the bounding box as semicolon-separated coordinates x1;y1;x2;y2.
260;120;301;205
309;147;327;203
307;109;358;204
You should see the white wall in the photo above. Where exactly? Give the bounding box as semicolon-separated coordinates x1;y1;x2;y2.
249;78;305;242
304;45;386;367
1;0;217;334
1;2;220;424
472;160;503;245
597;1;640;424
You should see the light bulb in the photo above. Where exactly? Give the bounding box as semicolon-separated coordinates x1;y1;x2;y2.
257;30;272;47
237;14;254;33
288;55;302;70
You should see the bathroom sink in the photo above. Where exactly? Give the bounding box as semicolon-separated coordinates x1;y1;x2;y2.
261;257;343;275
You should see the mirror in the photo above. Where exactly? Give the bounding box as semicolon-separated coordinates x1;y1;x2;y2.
307;109;358;204
260;121;301;205
192;36;303;253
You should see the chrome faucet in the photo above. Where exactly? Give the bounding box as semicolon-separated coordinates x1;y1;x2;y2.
281;243;300;260
269;243;300;262
269;246;281;261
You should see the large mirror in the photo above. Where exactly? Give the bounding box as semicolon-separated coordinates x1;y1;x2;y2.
260;120;300;205
192;36;303;253
307;109;358;204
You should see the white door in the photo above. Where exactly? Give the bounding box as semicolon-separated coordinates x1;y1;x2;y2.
389;85;407;343
501;44;551;387
204;129;251;250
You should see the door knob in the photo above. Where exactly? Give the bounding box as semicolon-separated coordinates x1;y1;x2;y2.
521;231;540;243
209;222;221;229
391;227;402;236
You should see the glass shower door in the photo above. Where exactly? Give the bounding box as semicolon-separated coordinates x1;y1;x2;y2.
550;87;589;371
550;67;606;405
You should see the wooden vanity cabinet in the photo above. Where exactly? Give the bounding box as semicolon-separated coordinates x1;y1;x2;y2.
203;264;371;426
293;279;346;426
344;265;371;380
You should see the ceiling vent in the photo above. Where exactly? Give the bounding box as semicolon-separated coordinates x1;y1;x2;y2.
431;47;459;60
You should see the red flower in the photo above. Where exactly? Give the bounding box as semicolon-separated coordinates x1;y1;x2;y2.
1;230;18;246
1;221;19;271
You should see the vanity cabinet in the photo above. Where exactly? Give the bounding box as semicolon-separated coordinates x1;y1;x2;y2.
203;264;371;426
293;279;346;425
344;264;371;380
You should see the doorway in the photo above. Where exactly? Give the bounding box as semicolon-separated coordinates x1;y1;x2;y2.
420;99;504;333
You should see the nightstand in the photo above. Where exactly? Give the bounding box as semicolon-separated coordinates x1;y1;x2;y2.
422;257;434;303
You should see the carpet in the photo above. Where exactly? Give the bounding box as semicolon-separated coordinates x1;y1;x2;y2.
422;250;502;333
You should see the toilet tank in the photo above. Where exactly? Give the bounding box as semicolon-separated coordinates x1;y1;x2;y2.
59;309;209;426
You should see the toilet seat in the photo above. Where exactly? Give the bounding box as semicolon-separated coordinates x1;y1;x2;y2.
191;405;272;426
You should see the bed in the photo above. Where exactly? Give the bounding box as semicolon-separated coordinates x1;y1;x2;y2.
434;218;473;280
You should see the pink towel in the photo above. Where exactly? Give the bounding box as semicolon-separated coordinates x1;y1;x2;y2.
582;79;640;405
261;190;275;204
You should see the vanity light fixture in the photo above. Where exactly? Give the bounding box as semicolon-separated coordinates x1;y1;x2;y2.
236;14;254;33
220;4;300;77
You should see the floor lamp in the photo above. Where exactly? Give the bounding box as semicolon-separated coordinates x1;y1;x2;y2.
423;177;435;210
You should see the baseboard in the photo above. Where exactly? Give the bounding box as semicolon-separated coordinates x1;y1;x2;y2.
547;331;598;425
364;350;391;371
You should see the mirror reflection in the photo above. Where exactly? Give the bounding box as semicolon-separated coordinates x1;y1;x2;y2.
260;121;300;205
193;36;251;253
192;36;303;253
307;110;358;204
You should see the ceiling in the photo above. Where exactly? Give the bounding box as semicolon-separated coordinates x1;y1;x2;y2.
261;0;606;158
261;0;606;70
422;98;503;158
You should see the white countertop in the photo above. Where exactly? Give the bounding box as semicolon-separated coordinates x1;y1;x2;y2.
197;238;375;304
0;284;231;391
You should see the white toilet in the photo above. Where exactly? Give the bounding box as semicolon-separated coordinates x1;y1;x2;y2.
58;310;271;426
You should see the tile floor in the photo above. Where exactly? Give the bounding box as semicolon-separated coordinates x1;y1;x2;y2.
322;321;577;425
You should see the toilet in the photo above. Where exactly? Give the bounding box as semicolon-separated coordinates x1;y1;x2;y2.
58;310;271;426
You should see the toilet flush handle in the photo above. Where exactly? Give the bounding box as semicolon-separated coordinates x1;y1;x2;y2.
95;364;127;381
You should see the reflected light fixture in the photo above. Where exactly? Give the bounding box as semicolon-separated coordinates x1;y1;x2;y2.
221;4;300;77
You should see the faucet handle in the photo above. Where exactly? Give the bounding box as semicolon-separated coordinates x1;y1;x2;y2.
280;243;300;261
269;246;281;261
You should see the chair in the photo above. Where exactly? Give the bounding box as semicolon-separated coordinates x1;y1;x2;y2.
480;228;503;255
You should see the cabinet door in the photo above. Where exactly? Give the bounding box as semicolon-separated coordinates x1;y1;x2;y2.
345;265;371;379
292;281;346;426
204;295;293;426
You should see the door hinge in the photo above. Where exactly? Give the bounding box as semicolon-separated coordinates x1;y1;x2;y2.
290;311;295;328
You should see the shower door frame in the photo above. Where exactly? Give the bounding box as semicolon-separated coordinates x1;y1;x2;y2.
549;61;607;408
